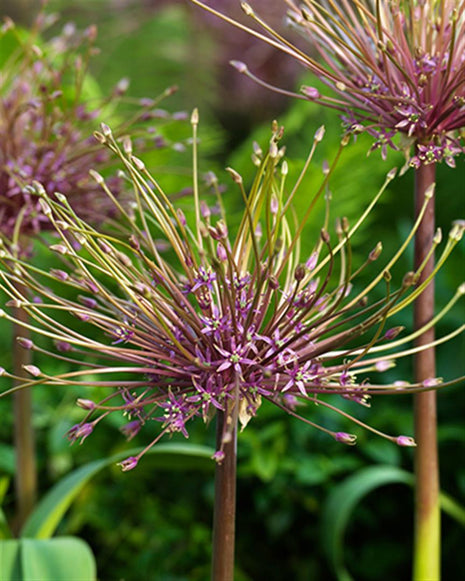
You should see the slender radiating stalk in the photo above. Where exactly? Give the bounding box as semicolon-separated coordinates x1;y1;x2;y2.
413;161;440;580
211;411;237;581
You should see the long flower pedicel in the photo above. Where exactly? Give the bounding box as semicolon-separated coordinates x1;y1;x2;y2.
0;115;463;469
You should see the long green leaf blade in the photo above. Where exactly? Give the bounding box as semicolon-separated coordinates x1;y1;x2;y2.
21;443;214;539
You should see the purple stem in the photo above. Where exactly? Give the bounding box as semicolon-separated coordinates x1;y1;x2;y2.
211;410;237;581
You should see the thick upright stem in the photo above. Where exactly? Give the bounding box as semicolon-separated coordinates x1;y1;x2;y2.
12;299;37;534
413;162;440;580
211;411;237;581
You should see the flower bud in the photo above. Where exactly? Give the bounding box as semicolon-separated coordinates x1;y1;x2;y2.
314;125;325;142
212;450;225;464
396;435;416;447
369;242;382;261
217;243;228;262
384;326;404;340
23;364;41;377
301;86;321;100
294;264;306;281
230;60;248;74
422;377;442;387
17;337;33;349
118;456;139;471
335;432;357;445
226;167;243;184
76;398;96;410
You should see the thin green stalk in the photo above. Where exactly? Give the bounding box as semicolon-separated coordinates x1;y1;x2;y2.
211;411;237;581
12;294;37;535
413;161;440;581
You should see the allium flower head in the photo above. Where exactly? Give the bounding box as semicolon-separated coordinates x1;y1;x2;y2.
1;113;463;468
0;13;183;242
192;0;465;167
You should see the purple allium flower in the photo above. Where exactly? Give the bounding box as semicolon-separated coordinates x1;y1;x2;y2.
192;0;465;166
0;115;463;468
0;13;184;245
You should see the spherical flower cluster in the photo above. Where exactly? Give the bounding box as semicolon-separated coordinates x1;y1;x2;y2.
1;115;463;469
192;0;465;167
0;12;184;243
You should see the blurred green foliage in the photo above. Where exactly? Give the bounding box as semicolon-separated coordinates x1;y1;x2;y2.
0;1;464;580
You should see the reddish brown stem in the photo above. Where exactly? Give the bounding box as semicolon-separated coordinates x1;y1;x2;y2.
12;295;37;535
413;162;440;580
211;411;237;581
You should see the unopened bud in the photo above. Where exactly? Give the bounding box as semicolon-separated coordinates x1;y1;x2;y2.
341;134;350;146
375;360;393;372
320;229;330;244
424;183;435;199
384;326;404;340
49;244;69;255
268;274;279;290
190;108;199;125
123;136;133;155
226;167;243;184
335;432;357;445
269;140;278;158
369;242;382;261
116;251;132;268
396;435;416;447
76;398;96;410
17;337;33;349
89;169;105;184
270;194;279;215
201;201;211;219
177;208;187;227
230;60;248;73
301;86;321;100
115;77;130;95
217;242;227;262
93;131;106;144
422;377;442;387
241;1;254;16
294;264;306;281
78;296;97;309
50;269;69;281
131;156;145;171
212;450;225;464
433;228;442;244
100;122;112;136
402;271;415;286
450;221;465;241
39;199;52;216
314;125;325;142
24;364;41;377
386;167;397;180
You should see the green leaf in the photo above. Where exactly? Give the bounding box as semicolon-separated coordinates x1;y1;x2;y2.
21;443;214;539
0;537;96;580
0;477;12;539
321;465;414;581
320;465;465;581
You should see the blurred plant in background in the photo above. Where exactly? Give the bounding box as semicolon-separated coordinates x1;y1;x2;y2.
0;6;190;535
0;12;185;247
